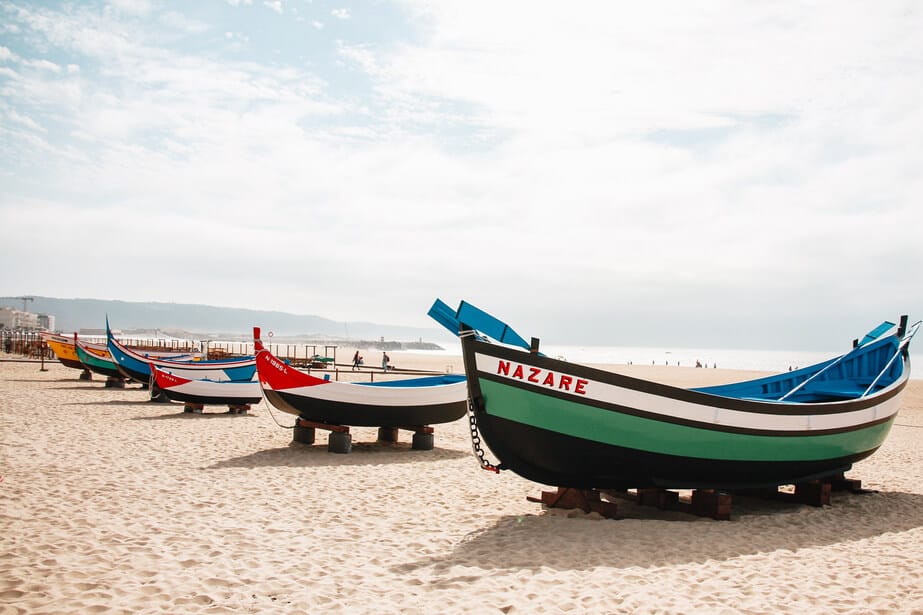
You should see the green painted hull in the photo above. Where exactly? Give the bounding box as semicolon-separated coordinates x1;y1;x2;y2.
463;337;908;490
480;379;895;463
75;343;123;379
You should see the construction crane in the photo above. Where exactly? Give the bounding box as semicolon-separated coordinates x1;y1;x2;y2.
16;296;33;312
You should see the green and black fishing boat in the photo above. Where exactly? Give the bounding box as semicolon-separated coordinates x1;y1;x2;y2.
430;299;917;491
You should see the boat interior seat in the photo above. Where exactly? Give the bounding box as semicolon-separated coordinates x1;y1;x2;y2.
802;387;864;400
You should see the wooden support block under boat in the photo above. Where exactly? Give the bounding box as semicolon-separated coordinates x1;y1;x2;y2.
79;369;92;381
149;385;170;403
731;481;831;507
291;418;353;453
227;404;250;415
637;488;680;509
377;427;399;442
295;418;350;433
290;419;437;451
527;488;619;519
690;490;732;520
601;488;732;520
104;377;126;389
184;403;204;414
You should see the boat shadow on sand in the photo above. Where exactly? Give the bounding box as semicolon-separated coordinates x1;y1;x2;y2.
392;490;923;573
52;385;144;391
131;409;261;420
6;378;105;384
208;441;469;470
62;399;156;407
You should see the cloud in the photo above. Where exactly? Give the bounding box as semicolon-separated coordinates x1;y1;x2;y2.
331;9;350;20
263;1;282;15
1;2;921;346
106;0;152;16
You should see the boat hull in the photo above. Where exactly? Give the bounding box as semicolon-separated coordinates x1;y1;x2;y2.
74;341;123;379
152;367;263;406
256;347;468;427
462;337;906;490
44;337;91;370
263;388;468;427
108;332;256;384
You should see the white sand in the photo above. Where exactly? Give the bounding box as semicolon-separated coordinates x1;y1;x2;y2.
1;353;922;614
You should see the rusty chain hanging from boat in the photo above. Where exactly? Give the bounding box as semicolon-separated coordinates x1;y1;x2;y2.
467;396;501;473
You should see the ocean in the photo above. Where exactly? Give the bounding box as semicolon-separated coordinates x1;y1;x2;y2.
97;333;922;380
398;340;922;379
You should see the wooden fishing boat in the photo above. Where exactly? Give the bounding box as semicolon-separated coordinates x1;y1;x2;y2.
42;332;106;371
45;331;195;373
430;299;918;491
254;327;467;451
107;320;256;384
74;334;123;379
150;364;262;408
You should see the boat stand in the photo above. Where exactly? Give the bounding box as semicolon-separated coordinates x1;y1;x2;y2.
599;489;733;520
526;488;620;519
596;474;870;520
182;403;251;415
149;384;170;403
729;474;873;507
528;488;733;520
292;419;436;454
104;377;126;389
79;369;92;381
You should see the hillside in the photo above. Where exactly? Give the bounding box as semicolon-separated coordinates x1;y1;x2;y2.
0;296;450;344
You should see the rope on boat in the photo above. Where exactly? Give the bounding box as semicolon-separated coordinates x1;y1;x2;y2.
260;396;295;429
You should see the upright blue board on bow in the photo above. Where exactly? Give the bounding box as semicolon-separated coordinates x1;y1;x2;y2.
428;298;531;350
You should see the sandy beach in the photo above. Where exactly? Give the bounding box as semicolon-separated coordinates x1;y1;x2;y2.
1;351;922;614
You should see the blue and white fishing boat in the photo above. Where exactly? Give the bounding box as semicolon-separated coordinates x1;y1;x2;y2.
107;320;256;384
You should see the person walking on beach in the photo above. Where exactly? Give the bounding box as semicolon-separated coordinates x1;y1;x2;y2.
381;352;390;371
352;350;362;370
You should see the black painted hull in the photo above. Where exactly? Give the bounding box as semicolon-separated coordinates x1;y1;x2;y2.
474;411;871;490
159;389;262;406
266;389;467;427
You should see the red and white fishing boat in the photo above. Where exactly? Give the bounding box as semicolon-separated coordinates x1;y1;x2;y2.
254;327;468;452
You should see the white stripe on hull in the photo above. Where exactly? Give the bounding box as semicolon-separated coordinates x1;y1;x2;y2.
267;380;468;407
474;353;905;432
165;379;262;399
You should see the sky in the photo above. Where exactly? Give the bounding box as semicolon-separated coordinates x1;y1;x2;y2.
1;1;922;350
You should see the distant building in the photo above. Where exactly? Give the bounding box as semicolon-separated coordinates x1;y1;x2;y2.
0;307;13;330
0;307;48;331
38;313;55;331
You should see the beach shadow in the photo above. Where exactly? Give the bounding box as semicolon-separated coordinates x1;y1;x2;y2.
134;410;260;420
208;442;469;469
64;400;155;407
51;385;144;391
393;490;923;573
5;378;89;383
